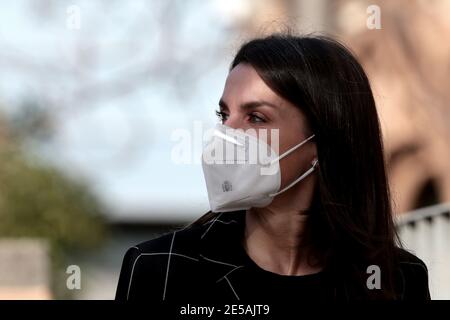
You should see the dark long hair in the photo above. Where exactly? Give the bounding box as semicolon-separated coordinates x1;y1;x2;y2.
191;33;402;299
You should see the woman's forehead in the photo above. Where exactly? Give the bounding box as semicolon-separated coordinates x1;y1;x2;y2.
222;63;284;108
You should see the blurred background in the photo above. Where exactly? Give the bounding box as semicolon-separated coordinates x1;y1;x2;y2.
0;0;449;299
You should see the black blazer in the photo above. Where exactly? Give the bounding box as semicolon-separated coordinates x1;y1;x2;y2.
115;210;431;302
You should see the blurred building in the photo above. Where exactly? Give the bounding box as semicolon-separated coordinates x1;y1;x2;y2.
338;0;450;214
0;239;51;299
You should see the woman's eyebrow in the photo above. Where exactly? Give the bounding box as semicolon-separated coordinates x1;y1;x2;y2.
218;98;278;111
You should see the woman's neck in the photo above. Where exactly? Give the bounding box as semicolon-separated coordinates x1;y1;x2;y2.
243;205;323;276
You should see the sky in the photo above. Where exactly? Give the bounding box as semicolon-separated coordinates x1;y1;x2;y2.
0;0;243;222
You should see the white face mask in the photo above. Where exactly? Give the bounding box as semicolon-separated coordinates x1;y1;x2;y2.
201;122;317;213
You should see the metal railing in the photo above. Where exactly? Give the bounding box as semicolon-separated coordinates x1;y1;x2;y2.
395;202;450;299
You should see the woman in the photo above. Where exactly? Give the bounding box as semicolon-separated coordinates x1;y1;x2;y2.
116;33;431;302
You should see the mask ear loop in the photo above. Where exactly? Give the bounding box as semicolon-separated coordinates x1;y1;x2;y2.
269;134;315;166
268;159;319;197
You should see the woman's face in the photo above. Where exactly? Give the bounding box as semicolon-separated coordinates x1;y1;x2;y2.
217;62;317;191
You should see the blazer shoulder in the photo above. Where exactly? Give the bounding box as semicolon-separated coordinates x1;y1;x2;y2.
115;224;204;301
134;223;204;254
396;247;428;271
395;247;431;300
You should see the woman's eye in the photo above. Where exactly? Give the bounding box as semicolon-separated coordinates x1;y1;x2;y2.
215;110;265;123
249;113;266;123
215;110;228;122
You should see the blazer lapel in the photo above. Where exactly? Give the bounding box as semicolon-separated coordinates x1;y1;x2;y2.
197;210;248;300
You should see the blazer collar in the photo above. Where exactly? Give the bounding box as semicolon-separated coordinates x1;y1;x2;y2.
197;210;249;280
